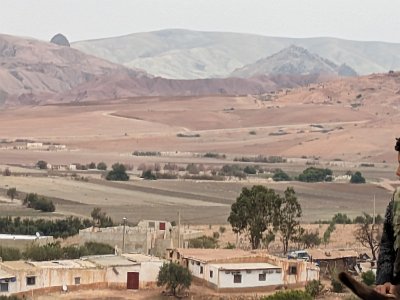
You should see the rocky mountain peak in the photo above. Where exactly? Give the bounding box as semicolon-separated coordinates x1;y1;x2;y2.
50;33;70;47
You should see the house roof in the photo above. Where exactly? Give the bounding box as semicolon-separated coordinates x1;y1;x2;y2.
210;262;280;270
0;269;15;279
1;259;96;270
0;234;52;240
307;249;358;260
175;248;258;263
85;255;138;267
122;253;164;263
0;261;37;271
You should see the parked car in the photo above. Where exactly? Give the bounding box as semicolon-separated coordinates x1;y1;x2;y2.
288;250;310;261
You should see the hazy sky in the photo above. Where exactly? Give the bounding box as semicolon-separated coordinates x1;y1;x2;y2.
1;0;399;43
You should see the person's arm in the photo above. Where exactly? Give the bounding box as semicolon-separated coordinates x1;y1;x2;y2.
376;199;395;285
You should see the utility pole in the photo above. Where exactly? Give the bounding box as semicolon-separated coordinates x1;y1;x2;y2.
178;210;181;248
373;195;376;226
122;217;127;254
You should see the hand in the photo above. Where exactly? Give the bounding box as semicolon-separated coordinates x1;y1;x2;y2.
375;282;396;295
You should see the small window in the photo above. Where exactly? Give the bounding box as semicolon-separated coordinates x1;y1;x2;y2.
289;266;297;275
196;261;200;266
26;276;36;286
210;270;213;278
233;274;242;283
246;270;251;274
149;221;155;228
191;261;194;265
276;269;282;274
259;273;266;281
169;251;173;258
177;253;180;259
0;282;8;292
200;266;203;274
74;277;81;285
265;269;274;274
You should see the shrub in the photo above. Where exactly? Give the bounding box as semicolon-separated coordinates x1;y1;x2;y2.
305;279;323;298
141;169;156;180
96;162;107;170
361;270;375;286
157;262;192;296
243;165;257;174
23;193;55;212
261;290;312;300
36;160;48;169
331;276;344;293
188;236;218;248
350;171;366;184
106;163;129;181
0;246;22;261
273;169;291;181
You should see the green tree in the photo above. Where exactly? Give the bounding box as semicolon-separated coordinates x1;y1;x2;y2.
36;160;48;169
350;171;366;184
88;162;96;169
6;187;17;201
276;187;302;254
228;185;281;249
272;169;291;181
106;163;129;181
243;165;257;174
332;213;352;224
91;207;113;227
23;193;55;212
96;162;107;170
262;231;275;250
299;231;321;249
141;169;156;180
298;167;332;182
157;262;192;296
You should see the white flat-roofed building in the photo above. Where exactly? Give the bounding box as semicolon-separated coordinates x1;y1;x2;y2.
169;248;319;292
0;234;53;251
201;262;283;289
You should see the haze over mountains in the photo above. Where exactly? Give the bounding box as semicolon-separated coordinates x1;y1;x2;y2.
73;29;400;79
1;29;400;105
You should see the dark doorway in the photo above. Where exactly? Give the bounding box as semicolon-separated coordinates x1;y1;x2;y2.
127;272;139;289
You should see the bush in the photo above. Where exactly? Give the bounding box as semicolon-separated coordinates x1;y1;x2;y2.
331;276;344;293
188;236;218;248
157;262;192;296
243;165;257;174
96;162;107;170
350;171;366;184
141;169;156;180
106;163;129;181
305;279;323;298
261;290;312;300
36;160;48;169
332;213;352;224
361;270;375;286
0;246;22;261
273;169;291;181
23;193;55;212
298;167;333;182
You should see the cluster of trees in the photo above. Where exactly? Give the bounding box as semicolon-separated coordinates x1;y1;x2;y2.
0;241;113;261
0;216;92;238
106;163;129;181
298;167;333;182
23;193;55;212
36;160;108;170
132;151;161;156
0;208;113;238
233;155;286;163
228;185;302;253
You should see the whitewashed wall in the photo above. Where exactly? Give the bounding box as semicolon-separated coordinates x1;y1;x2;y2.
218;269;283;289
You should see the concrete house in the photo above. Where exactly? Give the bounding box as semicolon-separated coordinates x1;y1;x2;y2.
168;248;319;292
0;254;164;297
79;220;202;257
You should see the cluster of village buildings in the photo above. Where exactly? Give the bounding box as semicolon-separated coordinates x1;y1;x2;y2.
0;220;373;297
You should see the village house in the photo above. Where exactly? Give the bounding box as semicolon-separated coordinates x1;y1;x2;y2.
168;248;319;292
0;234;53;251
307;248;358;277
79;220;202;257
0;254;164;297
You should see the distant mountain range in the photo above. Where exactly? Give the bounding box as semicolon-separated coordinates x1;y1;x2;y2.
73;29;400;79
231;45;357;78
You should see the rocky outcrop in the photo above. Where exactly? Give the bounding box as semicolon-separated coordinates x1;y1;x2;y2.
50;33;70;47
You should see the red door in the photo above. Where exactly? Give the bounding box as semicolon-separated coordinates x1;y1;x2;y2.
127;272;139;289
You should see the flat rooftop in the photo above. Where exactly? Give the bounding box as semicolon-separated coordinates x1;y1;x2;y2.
122;253;164;263
0;234;51;240
85;255;138;267
210;262;280;270
176;248;257;262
